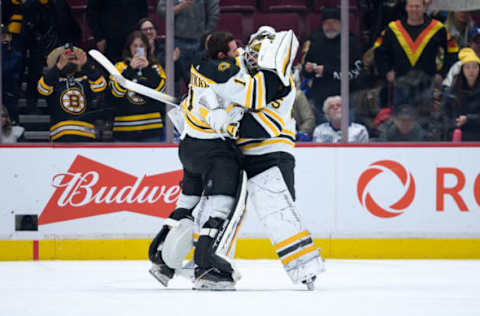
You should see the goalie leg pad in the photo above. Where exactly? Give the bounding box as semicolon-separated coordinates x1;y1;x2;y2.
162;218;194;269
247;166;324;284
148;206;195;265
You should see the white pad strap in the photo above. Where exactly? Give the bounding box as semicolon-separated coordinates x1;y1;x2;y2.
176;194;201;210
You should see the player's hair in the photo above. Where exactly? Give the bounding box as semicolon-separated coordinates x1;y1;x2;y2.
122;30;158;65
206;32;235;59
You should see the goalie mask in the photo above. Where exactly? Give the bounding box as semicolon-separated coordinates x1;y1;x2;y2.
245;27;299;86
245;26;276;73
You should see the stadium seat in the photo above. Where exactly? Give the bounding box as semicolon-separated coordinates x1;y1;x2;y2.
220;0;256;12
259;0;308;12
217;13;253;45
311;0;358;11
65;0;87;9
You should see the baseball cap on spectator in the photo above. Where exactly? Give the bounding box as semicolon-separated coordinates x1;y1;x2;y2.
458;47;480;65
322;6;340;21
46;45;84;68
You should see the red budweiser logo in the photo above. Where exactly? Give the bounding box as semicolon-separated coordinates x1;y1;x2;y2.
39;155;183;225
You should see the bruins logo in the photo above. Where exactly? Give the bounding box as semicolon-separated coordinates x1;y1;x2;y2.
218;62;231;71
127;90;146;105
60;88;86;115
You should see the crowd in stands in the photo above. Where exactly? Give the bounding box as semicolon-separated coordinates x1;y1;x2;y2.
1;0;480;143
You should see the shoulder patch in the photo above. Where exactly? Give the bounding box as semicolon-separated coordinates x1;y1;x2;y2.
218;62;231;72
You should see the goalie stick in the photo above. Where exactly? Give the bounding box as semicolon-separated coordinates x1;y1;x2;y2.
88;49;179;107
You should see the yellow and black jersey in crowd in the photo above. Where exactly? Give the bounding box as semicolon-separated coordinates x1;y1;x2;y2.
110;61;166;141
4;0;24;35
37;62;107;142
374;17;459;77
183;55;291;141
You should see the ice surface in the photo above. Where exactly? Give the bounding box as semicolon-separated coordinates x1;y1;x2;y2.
1;259;479;316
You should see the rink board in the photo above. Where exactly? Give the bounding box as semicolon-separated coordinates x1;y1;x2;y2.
1;144;480;260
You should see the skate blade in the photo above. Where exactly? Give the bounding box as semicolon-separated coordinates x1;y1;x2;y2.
193;280;236;291
149;268;170;287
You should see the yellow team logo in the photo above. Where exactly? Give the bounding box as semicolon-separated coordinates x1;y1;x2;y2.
127;90;146;105
218;62;231;71
60;88;86;115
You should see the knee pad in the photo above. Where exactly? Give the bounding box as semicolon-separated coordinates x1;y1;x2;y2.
205;195;235;219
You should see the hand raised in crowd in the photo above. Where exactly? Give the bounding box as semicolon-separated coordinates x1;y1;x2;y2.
97;39;107;53
304;62;314;73
305;62;324;77
72;49;87;68
130;53;149;70
456;115;468;127
56;50;74;70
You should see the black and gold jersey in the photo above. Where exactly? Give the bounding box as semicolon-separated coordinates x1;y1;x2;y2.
37;62;107;141
109;61;166;141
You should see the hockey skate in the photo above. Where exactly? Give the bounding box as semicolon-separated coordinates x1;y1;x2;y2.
193;267;236;291
149;263;175;287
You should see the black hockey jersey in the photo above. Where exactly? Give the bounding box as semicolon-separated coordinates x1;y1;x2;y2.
110;61;166;141
37;62;107;142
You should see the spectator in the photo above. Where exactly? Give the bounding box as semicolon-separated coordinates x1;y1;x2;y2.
302;6;364;124
1;106;24;143
87;0;148;63
293;89;315;141
109;31;167;142
37;44;107;142
444;48;480;141
445;11;477;49
1;24;22;124
443;27;480;88
157;0;219;85
374;0;459;85
21;0;82;114
364;0;406;46
378;104;427;141
312;96;369;143
137;17;180;65
137;17;183;92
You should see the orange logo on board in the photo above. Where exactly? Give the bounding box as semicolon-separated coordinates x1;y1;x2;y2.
357;160;415;218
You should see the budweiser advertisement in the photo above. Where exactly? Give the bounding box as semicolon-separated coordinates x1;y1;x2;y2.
1;146;480;239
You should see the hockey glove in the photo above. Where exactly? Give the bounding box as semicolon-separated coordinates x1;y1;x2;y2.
206;108;229;132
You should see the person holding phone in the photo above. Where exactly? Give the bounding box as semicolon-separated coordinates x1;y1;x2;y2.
109;31;167;142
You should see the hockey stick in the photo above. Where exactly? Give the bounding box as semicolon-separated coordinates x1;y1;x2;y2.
88;49;179;107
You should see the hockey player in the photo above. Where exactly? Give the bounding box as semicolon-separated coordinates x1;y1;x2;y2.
149;32;246;291
235;28;325;290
